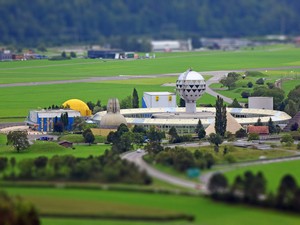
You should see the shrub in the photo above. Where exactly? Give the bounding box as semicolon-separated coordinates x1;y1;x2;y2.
256;78;265;85
224;154;237;164
297;143;300;150
281;134;294;146
247;82;253;88
241;91;250;98
248;133;259;141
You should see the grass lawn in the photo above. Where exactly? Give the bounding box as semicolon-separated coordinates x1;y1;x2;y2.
211;70;300;102
0;141;109;161
224;160;300;193
187;145;295;163
1;45;300;84
3;187;300;225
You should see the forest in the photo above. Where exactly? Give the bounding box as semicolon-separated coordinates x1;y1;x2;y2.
1;0;299;47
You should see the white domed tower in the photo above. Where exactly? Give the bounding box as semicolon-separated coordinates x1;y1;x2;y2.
176;69;206;113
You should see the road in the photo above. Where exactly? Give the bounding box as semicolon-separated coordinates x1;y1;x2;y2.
121;150;200;190
122;148;300;193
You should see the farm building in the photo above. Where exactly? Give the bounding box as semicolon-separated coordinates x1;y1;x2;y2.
26;109;81;132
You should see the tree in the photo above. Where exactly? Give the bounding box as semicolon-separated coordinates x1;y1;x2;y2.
241;91;250;98
61;51;67;58
120;95;132;109
281;134;294;146
7;131;30;152
60;112;69;130
215;96;227;137
70;51;77;58
0;191;40;225
220;77;236;90
168;126;180;143
254;118;263;126
132;88;139;108
208;133;223;153
276;175;298;209
229;98;242;108
267;117;276;134
208;173;228;195
235;128;247;138
284;100;298;117
291;122;299;131
53;121;63;133
179;98;185;107
256;78;264;85
84;132;95;145
195;119;206;139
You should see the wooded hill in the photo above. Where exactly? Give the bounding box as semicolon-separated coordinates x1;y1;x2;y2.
1;0;299;47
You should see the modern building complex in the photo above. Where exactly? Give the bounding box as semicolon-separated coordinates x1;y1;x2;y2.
93;69;291;135
26;109;81;132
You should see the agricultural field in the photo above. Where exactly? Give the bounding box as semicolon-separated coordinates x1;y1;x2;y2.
1;45;300;84
0;141;109;161
1;45;300;121
4;186;300;225
0;76;213;119
224;160;300;193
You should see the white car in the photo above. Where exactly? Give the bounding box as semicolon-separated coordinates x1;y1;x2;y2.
136;149;142;153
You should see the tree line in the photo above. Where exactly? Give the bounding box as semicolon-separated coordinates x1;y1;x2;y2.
1;0;300;47
0;151;152;185
208;171;300;213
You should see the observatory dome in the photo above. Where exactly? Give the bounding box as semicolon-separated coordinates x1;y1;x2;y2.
99;98;127;129
176;69;206;101
62;99;92;116
177;70;205;81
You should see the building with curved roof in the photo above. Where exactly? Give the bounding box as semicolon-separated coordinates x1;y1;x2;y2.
99;98;127;129
62;99;92;116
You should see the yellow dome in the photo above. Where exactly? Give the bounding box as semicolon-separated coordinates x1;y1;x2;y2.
62;99;92;116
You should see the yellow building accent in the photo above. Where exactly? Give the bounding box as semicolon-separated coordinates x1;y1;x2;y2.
156;96;159;101
62;99;92;116
168;95;172;101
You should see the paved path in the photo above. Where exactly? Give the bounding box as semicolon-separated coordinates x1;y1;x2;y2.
122;148;300;193
122;150;200;190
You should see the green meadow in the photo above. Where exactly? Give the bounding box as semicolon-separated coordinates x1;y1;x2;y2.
0;45;300;84
4;187;300;225
0;45;300;120
0;76;215;118
0;141;109;161
224;160;300;193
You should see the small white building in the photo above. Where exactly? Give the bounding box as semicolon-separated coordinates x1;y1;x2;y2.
248;97;273;110
142;92;176;108
151;39;192;52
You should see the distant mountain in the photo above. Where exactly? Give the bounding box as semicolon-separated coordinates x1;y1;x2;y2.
0;0;299;47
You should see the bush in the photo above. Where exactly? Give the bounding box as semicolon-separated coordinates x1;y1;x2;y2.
224;154;237;164
248;133;259;141
241;91;250;98
256;78;265;85
297;143;300;150
48;55;71;60
247;82;253;88
281;134;294;146
245;71;264;77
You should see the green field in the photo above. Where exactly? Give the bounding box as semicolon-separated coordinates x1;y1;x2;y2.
1;45;300;84
210;70;300;102
0;76;213;118
1;45;300;119
224;160;300;193
0;141;109;161
3;186;300;225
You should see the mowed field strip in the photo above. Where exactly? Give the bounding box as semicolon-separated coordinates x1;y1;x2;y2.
5;187;300;225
